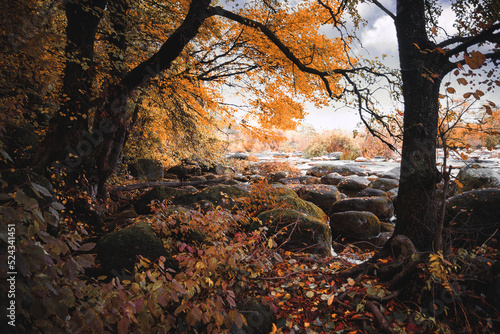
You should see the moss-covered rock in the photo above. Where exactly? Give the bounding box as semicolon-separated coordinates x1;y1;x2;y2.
235;299;276;334
330;211;381;240
96;222;177;276
128;158;164;181
296;185;341;214
331;197;394;220
279;195;327;221
173;185;250;210
256;209;332;256
135;186;194;214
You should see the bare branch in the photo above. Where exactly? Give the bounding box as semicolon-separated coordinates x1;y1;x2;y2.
370;0;396;21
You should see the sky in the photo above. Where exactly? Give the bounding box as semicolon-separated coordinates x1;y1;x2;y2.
221;0;498;133
300;0;499;132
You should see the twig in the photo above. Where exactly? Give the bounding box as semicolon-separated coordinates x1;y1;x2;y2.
366;301;395;334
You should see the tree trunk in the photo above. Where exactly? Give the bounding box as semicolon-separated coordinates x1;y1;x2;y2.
33;0;107;171
393;0;450;251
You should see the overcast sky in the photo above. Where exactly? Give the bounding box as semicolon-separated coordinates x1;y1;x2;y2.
222;0;498;133
302;0;498;132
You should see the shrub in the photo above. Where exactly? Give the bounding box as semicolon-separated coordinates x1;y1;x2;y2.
303;130;361;159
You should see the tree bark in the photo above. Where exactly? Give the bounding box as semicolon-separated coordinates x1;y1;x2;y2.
33;0;107;171
393;0;450;251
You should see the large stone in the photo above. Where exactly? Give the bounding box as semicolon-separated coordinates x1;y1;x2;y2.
446;188;500;243
455;165;500;194
320;173;345;186
256;209;332;255
356;188;386;197
380;167;401;180
173;185;250;210
135;186;194;214
279;195;327;221
330;196;394;220
232;299;275;334
306;164;364;177
369;178;399;191
280;176;320;185
96;222;177;276
128;158;164;181
267;171;289;183
296;185;341;214
337;176;371;196
330;211;381;240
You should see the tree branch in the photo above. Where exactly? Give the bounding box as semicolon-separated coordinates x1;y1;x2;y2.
443;23;500;58
370;0;396;21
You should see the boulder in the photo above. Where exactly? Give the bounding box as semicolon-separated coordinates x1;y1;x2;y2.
166;163;201;179
330;211;381;240
337;176;371;196
267;171;289;183
356;188;386;197
296;185;341;214
135;186;194;214
109;209;139;230
280;176;320;185
380;167;401;180
227;152;249;160
256;209;332;255
279;195;327;221
232;299;275;334
369;178;399;191
446;188;500;244
173;185;250;210
128;158;164;181
306;164;364;177
330;196;394;220
320;173;345;186
96;222;177;276
455;165;500;194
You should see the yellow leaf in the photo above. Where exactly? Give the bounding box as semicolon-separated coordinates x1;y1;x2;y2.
270;323;277;334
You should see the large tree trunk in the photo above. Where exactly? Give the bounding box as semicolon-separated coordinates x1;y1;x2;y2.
393;0;450;251
33;0;107;171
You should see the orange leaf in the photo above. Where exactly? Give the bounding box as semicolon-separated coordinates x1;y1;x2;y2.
446;87;456;94
464;51;486;69
457;78;467;85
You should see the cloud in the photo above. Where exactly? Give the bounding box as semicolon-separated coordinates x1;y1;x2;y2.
361;15;398;55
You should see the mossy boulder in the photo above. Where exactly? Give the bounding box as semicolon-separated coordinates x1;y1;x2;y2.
331;196;394;220
455;165;500;194
96;222;177;276
279;195;327;221
173;185;250;209
330;211;381;240
446;188;500;244
256;209;332;256
296;185;341;214
128;158;164;181
135;186;194;214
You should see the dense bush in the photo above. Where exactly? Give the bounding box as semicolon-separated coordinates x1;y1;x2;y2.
303;131;361;159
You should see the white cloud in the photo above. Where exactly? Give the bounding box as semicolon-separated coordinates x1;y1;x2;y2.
361;15;398;56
